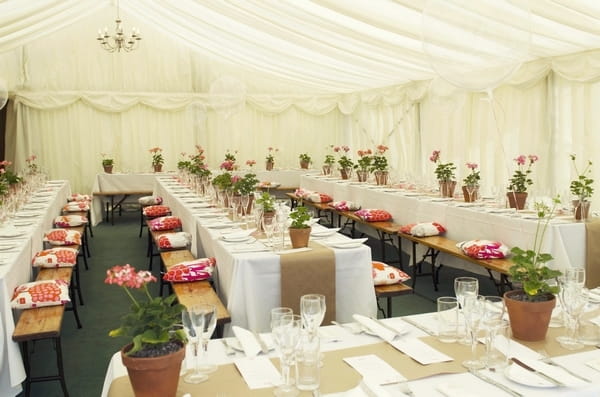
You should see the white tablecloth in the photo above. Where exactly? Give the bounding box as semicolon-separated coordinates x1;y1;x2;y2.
154;176;377;335
301;175;586;273
0;181;71;397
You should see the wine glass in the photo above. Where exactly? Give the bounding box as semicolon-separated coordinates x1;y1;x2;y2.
271;306;294;393
240;194;250;228
262;215;276;249
181;308;207;383
462;295;485;370
300;294;326;337
454;277;479;344
557;284;587;350
480;296;505;368
272;314;302;397
191;304;217;375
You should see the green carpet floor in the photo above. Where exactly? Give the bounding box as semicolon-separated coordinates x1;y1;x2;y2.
20;209;498;396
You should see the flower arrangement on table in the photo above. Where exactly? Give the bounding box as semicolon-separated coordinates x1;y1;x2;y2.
355;149;372;172
0;160;22;186
220;160;235;171
429;150;455;182
26;154;40;174
188;146;211;177
104;264;186;357
246;159;256;169
265;147;278;163
370;145;389;173
149;147;164;167
224;149;237;163
101;153;114;167
569;154;594;201
463;162;480;186
233;173;259;195
508;154;538;193
212;172;233;191
177;152;190;170
299;153;312;164
335;146;354;170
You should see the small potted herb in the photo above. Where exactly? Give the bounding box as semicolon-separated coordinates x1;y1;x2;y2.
288;206;312;248
299;153;312;169
101;153;114;174
569;154;594;220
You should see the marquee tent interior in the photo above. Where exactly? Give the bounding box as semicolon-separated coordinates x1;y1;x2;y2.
1;0;600;205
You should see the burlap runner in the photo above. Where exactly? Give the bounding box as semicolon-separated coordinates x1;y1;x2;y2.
585;219;600;289
108;326;592;396
280;241;336;325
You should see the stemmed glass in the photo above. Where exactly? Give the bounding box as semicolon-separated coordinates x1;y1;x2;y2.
271;314;302;397
181;308;207;383
262;215;276;249
182;304;217;383
454;277;479;344
480;296;505;368
275;204;289;250
300;294;326;337
462;295;485;370
271;307;294;394
240;194;250;228
557;283;587;350
230;195;241;222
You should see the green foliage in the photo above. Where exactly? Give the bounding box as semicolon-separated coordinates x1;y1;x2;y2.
338;155;354;169
370;155;388;172
323;154;335;165
569;154;594;199
508;197;562;301
102;158;114;167
299;153;312;163
256;192;275;212
212;172;233;190
233;173;259;195
289;206;311;228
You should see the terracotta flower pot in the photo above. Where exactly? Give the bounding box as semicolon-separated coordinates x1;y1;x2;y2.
504;290;555;341
340;168;352;180
266;161;274;171
153;164;163;173
572;199;591;221
462;186;479;202
121;343;185;397
507;192;527;210
289;227;311;248
300;160;310;169
374;170;388;186
356;170;369;182
103;165;113;174
439;180;456;198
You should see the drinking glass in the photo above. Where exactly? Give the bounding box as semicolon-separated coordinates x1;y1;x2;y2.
300;294;326;337
462;295;485;370
272;314;302;397
465;184;478;203
262;215;276;248
191;304;218;374
454;277;479;343
240;194;250;227
181;308;207;383
437;296;459;343
230;195;241;222
480;296;505;368
563;267;586;287
557;285;587;350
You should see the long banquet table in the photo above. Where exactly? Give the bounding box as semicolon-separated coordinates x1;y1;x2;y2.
153;176;377;335
301;175;586;273
91;169;314;225
0;180;71;397
101;312;600;396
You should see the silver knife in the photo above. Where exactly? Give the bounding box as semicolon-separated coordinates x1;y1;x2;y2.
510;357;565;387
469;369;523;397
253;331;269;354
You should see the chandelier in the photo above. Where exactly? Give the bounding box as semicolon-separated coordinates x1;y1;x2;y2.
97;0;141;53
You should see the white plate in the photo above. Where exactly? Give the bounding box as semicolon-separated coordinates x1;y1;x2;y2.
221;235;253;243
503;363;557;388
311;228;339;237
329;239;367;249
206;223;235;229
195;213;222;219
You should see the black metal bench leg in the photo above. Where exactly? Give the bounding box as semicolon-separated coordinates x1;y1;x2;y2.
54;337;69;397
21;341;31;397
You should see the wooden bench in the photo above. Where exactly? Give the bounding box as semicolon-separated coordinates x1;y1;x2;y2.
160;250;231;334
92;190;153;225
398;232;514;295
285;193;334;227
375;283;413;318
13;267;81;397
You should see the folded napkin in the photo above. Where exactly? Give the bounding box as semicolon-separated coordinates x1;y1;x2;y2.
221;228;255;238
510;357;589;387
275;247;312;255
232;326;262;358
352;314;396;343
436;382;481;397
311;228;340;237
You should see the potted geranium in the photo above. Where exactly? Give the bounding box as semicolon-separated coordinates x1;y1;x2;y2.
101;153;114;174
25;154;39;175
0;160;22;189
355;149;372;182
507;154;538;209
430;150;456;197
188;146;211;179
105;264;186;397
504;197;562;341
336;146;354;180
177;152;191;171
371;144;389;185
462;162;480;202
265;147;278;171
569;154;593;221
299;153;312;169
212;172;233;192
256;192;276;231
149;147;164;172
288;206;312;248
246;159;256;169
322;145;336;176
222;150;238;171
